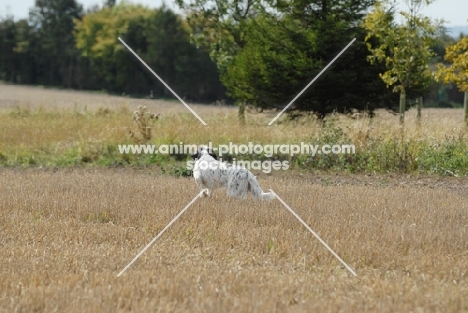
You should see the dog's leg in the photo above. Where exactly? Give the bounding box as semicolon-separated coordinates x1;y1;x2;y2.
193;171;210;197
196;182;212;198
198;185;211;198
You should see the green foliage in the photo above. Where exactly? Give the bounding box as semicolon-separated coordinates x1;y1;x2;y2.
223;15;322;110
0;152;7;165
74;3;224;101
308;119;355;170
364;0;440;97
178;0;402;117
419;140;468;175
0;2;224;102
179;0;402;116
74;4;151;59
29;0;84;86
168;165;193;177
0;16;19;82
230;27;400;115
176;0;257;74
289;124;468;175
0;0;83;86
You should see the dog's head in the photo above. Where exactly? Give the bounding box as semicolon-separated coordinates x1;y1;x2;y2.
191;145;217;160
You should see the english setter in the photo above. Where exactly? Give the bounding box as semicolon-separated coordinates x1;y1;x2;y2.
191;146;274;200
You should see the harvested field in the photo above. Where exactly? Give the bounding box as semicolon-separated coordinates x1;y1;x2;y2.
0;84;236;115
1;168;467;312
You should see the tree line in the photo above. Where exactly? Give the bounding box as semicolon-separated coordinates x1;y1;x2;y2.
0;0;225;102
177;0;467;121
0;0;466;119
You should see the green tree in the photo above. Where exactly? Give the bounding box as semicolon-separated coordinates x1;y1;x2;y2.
0;16;38;84
179;0;402;117
364;0;441;124
74;4;223;101
29;0;83;86
176;0;258;70
104;0;116;7
0;15;17;82
436;36;468;124
75;4;153;92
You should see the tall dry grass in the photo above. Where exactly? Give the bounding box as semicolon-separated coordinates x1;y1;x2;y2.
1;103;466;152
1;168;467;312
2;97;467;174
1;84;467;150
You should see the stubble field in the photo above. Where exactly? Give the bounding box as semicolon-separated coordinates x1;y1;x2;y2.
1;84;468;312
1;168;467;312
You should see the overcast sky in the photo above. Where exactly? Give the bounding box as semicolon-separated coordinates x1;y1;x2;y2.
0;0;466;27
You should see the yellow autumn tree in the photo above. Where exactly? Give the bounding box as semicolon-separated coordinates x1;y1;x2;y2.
364;0;440;125
436;36;468;125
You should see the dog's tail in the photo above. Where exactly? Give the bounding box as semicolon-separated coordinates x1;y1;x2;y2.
248;172;275;201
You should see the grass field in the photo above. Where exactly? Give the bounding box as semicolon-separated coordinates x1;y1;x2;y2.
2;84;468;174
1;85;468;312
1;168;467;312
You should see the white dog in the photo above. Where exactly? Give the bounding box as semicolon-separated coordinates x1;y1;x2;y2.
191;146;274;200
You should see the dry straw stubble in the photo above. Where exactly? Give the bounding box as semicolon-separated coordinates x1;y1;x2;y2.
1;168;467;312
